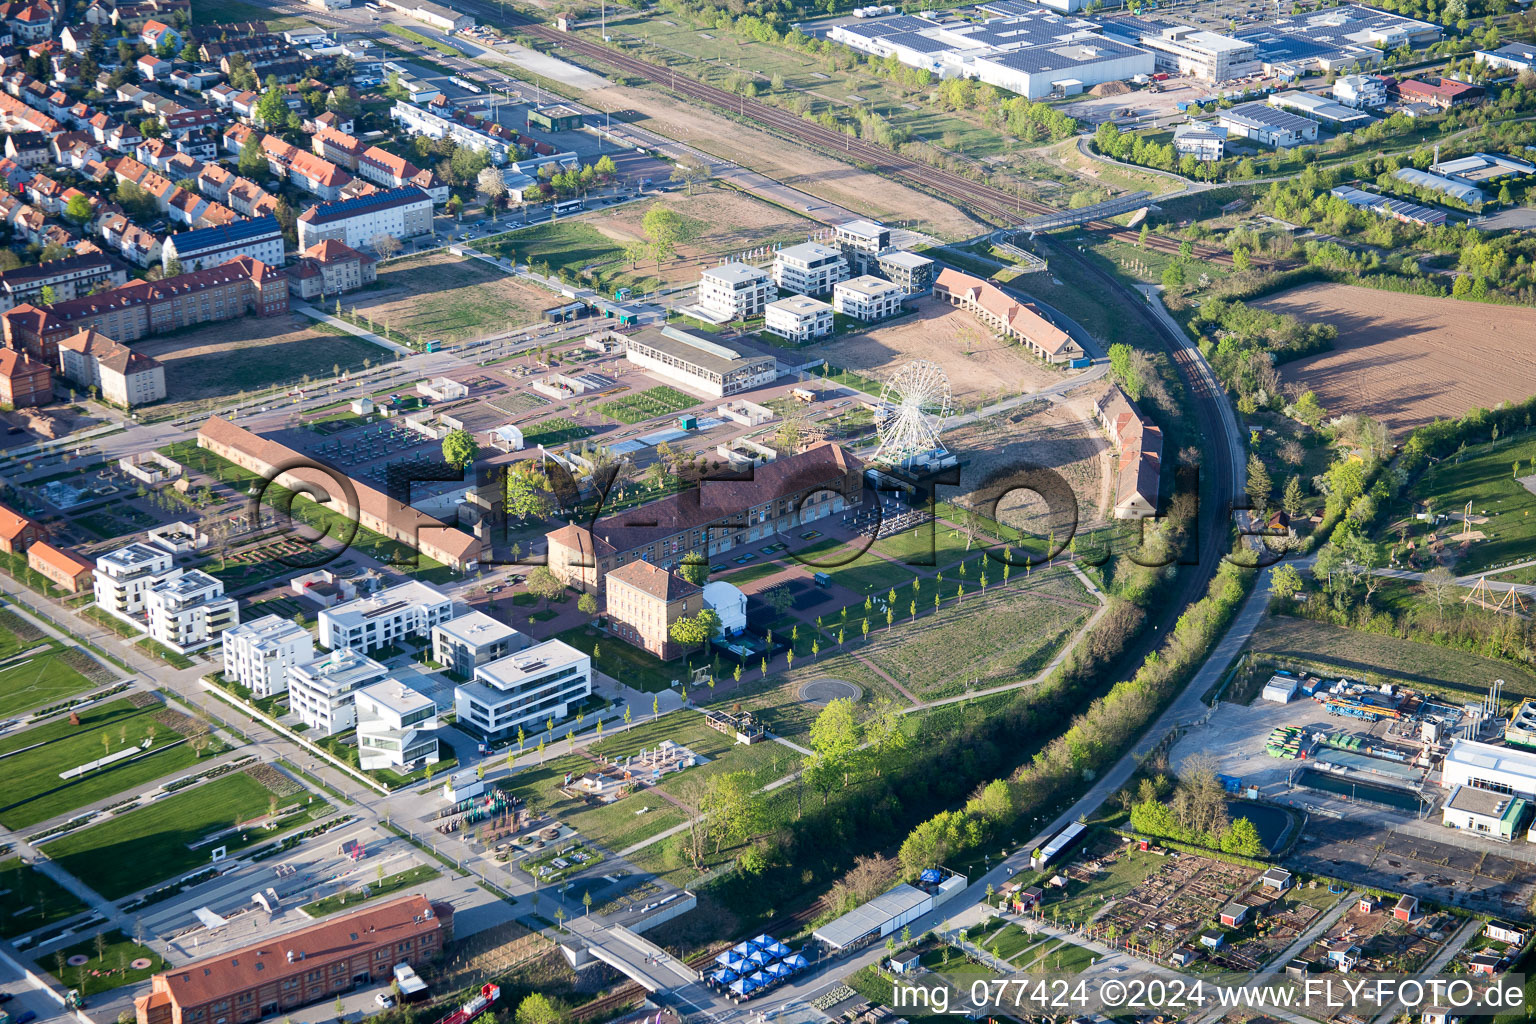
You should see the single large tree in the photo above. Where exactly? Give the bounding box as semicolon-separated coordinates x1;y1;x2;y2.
477;166;507;220
442;428;476;468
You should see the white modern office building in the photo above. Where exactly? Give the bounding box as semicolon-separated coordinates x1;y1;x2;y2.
773;242;849;297
1443;739;1536;800
319;580;454;653
454;639;592;743
697;262;776;322
93;541;175;621
431;611;529;676
832;275;905;321
221;614;315;698
355;679;439;770
1333;73;1390;108
1106;22;1258;82
143;569;238;654
390;102;512;163
764;295;834;343
1173;121;1228;161
287;647;390;735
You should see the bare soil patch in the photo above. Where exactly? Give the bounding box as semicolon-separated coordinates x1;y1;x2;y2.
587;83;983;239
353;251;557;343
944;398;1110;529
590;188;815;267
800;297;1065;405
1256;283;1536;435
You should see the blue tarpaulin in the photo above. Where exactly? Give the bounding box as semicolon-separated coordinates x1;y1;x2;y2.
711;969;739;985
783;953;810;970
715;951;745;968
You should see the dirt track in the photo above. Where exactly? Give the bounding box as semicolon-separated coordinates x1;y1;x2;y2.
1257;283;1536;435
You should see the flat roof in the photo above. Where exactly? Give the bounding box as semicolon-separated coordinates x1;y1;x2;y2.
836;218;888;240
878;249;934;269
357;677;436;715
432;610;522;648
293;647;389;692
813;883;929;949
322;580;450;629
474;638;587;689
1446;738;1536;779
701;261;770;285
835;274;904;297
777;241;842;263
767;294;832;315
627;325;775;376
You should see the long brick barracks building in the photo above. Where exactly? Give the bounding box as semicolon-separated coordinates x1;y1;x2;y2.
135;895;450;1024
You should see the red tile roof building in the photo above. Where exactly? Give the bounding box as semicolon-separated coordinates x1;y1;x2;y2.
547;443;864;592
135;895;450;1024
0;348;52;408
287;240;376;299
0;502;37;554
58;328;166;407
932;268;1084;364
197;417;482;570
2;256;287;362
605;560;703;659
27;540;92;592
1094;384;1162;519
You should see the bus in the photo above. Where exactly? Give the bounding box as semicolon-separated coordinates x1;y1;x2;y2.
553;199;583;217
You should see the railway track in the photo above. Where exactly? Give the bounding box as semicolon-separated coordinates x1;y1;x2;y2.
473;16;1248;265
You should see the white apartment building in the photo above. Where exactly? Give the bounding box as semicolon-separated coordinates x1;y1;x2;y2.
160;217;285;273
773;242;849;297
295;186;435;251
1173;121;1228;161
287;647;390;735
318;580;454;653
832;275;905;321
390;102;511;164
143;569;239;654
877;250;936;296
697;263;776;322
355;679;439;770
431;611;529;677
764;294;834;343
93;541;175;623
1333;73;1390;108
1134;27;1258;81
454;640;591;743
221;615;315;698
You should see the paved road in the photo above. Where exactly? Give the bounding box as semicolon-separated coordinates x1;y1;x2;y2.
1373;563;1536;598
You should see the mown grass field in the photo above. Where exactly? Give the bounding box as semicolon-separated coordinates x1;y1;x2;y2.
0;649;96;719
52;930;167;997
45;772;325;900
0;857;88;938
301;865;441;917
0;699;213;829
1245;613;1536;701
1403;431;1536;574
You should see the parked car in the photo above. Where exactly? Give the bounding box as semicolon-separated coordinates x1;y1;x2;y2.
16;1009;38;1023
375;994;396;1009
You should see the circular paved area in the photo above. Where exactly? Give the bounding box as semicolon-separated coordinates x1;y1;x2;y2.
798;678;863;706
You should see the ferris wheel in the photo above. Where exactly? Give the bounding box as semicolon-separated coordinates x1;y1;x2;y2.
873;360;952;466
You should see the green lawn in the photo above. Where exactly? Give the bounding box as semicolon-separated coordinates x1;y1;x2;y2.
1246;613;1536;702
808;541;918;596
874;523;999;571
521;417;593;447
1021;939;1099;974
594;386;701;425
554;624;694;692
0;608;45;660
480;222;661;293
367;254;548;341
1038;844;1166;925
0;857;89;938
44;772;325;900
301;865;441;917
1403;432;1536;574
0;699;220;829
51;930;167;997
497;751;687;853
0;649;96;718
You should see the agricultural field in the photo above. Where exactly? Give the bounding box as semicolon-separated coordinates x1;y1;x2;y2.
44;769;325;900
595;386;702;424
1244;613;1536;702
0;857;88;938
135;313;383;416
1398;431;1536;574
354;252;556;345
854;572;1094;699
0;648;100;719
1258;284;1536;436
800;298;1065;407
0;698;216;829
